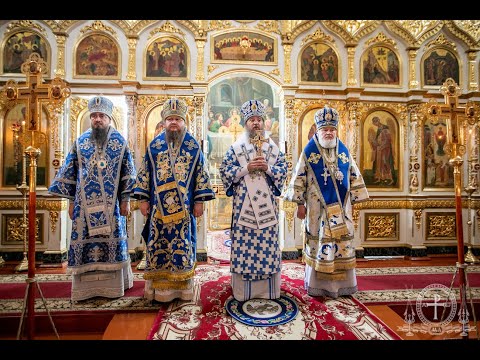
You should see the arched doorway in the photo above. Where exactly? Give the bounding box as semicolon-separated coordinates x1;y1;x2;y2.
204;73;282;261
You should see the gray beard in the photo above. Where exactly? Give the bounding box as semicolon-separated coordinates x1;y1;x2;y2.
90;127;109;146
319;137;337;149
166;129;184;147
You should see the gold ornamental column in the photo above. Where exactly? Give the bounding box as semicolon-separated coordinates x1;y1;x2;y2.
407;48;419;90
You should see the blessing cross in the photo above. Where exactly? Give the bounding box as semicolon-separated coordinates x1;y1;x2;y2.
250;131;269;157
430;78;473;145
4;53;69;136
0;52;70;340
427;77;478;340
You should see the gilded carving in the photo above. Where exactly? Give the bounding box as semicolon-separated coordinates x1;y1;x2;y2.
284;98;295;120
425;34;456;51
80;20;117;37
69;97;88;146
3;214;41;245
0;199;67;210
426;214;456;239
195;39;206;81
6;217;24;242
353;199;461;210
269;68;280;76
256;20;281;35
193;96;204;117
365;32;396;48
49;211;59;233
346;46;357;87
110;20;156;37
176;21;202;37
282;44;292;84
408;49;419;89
148;21;186;39
43;102;60;153
301;28;334;46
5;20;46;35
408;104;420;194
44;20;78;33
467;51;479;92
446;20;480;48
323;20;378;43
365;214;398;240
280;199;296;232
127;37;138;81
207;20;233;32
414;209;422;229
286;21;316;43
54;34;67;78
384;20;442;46
207;65;218;74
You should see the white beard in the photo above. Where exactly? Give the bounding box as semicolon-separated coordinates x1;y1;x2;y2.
319;137;337;149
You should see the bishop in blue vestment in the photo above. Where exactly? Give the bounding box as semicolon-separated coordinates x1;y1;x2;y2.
132;98;215;302
48;96;137;301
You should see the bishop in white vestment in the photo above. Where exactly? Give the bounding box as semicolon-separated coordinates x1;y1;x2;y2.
220;99;287;301
283;105;369;298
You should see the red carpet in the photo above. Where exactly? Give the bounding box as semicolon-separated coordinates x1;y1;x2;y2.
355;265;480;305
147;263;401;340
0;273;159;313
206;229;231;264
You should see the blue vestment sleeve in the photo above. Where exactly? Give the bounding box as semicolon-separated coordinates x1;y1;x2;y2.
48;143;78;200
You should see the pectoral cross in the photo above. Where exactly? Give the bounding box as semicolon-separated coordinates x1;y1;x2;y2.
321;167;330;185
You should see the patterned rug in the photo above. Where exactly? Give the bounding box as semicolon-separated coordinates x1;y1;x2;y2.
0;272;161;313
147;263;401;340
355;265;480;305
206;229;231;264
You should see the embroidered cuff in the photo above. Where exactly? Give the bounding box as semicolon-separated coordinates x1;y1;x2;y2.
234;166;250;182
265;165;274;178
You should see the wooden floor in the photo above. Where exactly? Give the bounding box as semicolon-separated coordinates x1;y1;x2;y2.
1;254;479;340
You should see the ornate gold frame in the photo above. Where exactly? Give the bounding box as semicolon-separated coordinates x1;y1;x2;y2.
73;31;122;80
359;107;403;191
0;29;52;78
364;212;399;241
297;40;341;86
142;35;190;81
420;45;461;89
359;43;402;88
210;29;277;66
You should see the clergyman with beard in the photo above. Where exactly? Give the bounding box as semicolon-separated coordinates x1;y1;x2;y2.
48;96;137;301
132;97;215;302
219;99;287;301
283;105;369;299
